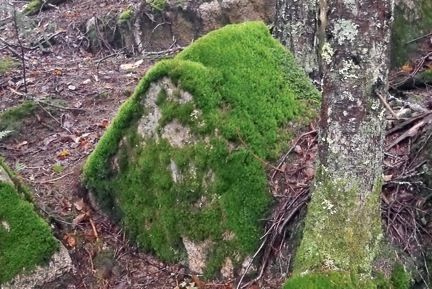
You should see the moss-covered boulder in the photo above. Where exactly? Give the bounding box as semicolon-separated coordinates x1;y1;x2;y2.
83;21;320;277
391;0;432;67
0;159;73;288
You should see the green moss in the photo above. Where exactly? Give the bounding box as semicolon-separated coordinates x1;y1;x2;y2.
391;0;432;67
292;168;383;275
146;0;166;11
283;265;410;289
0;101;37;132
0;163;58;284
118;8;134;24
24;0;42;15
390;264;410;289
0;57;17;75
284;167;412;289
83;22;320;275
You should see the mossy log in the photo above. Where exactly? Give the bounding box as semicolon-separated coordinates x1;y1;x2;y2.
83;21;320;277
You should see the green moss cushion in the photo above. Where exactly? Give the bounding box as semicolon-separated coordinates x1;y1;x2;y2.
0;163;58;284
83;21;319;276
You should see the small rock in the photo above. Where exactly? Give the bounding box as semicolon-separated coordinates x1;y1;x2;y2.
68;85;77;91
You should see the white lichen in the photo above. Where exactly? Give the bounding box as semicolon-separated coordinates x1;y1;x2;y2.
321;42;334;64
333;19;359;45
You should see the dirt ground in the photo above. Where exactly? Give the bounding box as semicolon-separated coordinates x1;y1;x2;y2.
1;1;432;289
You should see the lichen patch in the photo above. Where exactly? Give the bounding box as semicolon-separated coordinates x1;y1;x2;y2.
161;120;195;148
1;220;10;232
333;19;359;45
182;237;213;274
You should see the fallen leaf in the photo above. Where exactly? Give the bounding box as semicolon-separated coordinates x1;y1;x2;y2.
383;175;393;182
57;148;70;160
16;141;28;149
294;145;302;154
98;119;109;129
53;68;62;76
401;63;413;73
191;275;205;289
72;212;88;227
304;167;315;178
74;199;85;211
63;233;77;247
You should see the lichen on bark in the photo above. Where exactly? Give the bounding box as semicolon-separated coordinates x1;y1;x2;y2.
282;0;404;287
273;0;319;79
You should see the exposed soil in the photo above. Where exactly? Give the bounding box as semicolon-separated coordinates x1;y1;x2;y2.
1;1;432;289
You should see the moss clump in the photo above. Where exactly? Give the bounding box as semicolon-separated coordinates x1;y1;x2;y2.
0;161;58;284
118;8;134;24
83;21;320;275
284;268;410;289
147;0;166;11
0;57;17;75
391;0;432;67
24;0;42;15
0;101;37;132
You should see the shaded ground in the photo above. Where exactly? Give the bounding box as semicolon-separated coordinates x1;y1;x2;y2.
1;1;432;289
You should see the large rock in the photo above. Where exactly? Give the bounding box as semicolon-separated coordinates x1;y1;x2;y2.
83;0;275;53
83;21;320;277
0;159;73;288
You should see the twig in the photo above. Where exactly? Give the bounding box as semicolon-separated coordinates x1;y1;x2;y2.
236;236;267;289
406;32;432;44
37;100;87;112
37;172;74;184
89;217;99;240
375;90;399;119
12;7;27;94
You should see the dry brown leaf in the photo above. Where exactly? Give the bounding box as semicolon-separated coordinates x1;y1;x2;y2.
16;141;28;149
304;167;315;178
72;212;88;227
57;148;70;160
293;145;302;154
98;119;109;129
74;199;85;211
383;175;393;182
191;275;205;289
63;233;77;248
401;63;413;73
53;68;62;76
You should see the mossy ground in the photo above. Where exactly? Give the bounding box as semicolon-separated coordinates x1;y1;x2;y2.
83;21;320;276
0;160;58;284
0;101;37;132
0;57;17;75
24;0;42;15
117;8;133;24
283;266;410;289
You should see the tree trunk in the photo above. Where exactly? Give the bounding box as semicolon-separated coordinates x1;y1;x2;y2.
272;0;319;79
281;0;400;287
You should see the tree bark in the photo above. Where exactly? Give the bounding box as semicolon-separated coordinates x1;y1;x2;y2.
281;0;397;287
272;0;319;79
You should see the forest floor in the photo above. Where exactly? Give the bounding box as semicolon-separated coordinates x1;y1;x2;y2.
1;1;432;289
